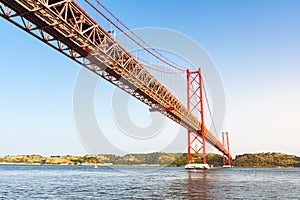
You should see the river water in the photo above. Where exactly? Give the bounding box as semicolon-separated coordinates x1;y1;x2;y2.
0;164;299;199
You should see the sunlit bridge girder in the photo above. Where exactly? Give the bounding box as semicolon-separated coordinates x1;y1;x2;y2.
0;0;230;158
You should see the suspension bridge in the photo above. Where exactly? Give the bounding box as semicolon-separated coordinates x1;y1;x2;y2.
0;0;231;168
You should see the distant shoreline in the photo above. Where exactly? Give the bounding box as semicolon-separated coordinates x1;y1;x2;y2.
0;163;298;169
1;152;299;168
0;162;163;167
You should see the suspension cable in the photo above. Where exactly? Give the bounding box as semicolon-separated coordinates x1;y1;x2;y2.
136;57;185;74
203;82;219;138
93;0;187;71
85;0;186;71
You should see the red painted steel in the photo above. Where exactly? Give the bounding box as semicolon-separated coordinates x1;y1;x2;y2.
187;70;192;163
199;69;206;164
222;132;231;165
222;132;225;165
186;69;206;164
0;0;232;159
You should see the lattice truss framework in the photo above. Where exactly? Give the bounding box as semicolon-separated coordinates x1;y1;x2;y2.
0;0;230;157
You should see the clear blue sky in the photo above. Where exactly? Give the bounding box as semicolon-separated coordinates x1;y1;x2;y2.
0;0;299;156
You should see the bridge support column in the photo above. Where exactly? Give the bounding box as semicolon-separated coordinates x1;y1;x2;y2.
186;68;206;164
222;132;231;166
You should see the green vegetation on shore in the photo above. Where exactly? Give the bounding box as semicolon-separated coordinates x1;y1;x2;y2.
233;152;300;168
0;152;299;168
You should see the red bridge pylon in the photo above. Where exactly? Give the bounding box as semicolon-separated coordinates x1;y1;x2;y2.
222;132;231;166
186;68;206;164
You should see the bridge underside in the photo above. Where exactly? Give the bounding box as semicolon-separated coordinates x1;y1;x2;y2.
0;0;230;158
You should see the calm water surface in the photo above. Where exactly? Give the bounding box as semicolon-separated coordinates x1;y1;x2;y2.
0;165;299;199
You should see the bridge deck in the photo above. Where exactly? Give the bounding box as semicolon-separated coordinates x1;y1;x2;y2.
0;0;230;157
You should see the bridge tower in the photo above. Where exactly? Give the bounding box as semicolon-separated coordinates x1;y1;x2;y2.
186;68;206;164
222;132;231;166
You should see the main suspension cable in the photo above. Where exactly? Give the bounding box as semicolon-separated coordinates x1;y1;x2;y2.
136;57;185;74
203;82;219;138
85;0;186;71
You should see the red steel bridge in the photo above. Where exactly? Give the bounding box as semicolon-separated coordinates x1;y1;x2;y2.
0;0;231;165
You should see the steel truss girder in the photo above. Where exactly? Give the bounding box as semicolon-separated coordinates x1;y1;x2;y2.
0;0;230;157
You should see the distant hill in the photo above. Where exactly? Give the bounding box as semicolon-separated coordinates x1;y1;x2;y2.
0;152;299;167
232;152;300;168
0;153;222;166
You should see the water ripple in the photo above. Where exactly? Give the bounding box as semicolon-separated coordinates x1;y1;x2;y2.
0;165;299;199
